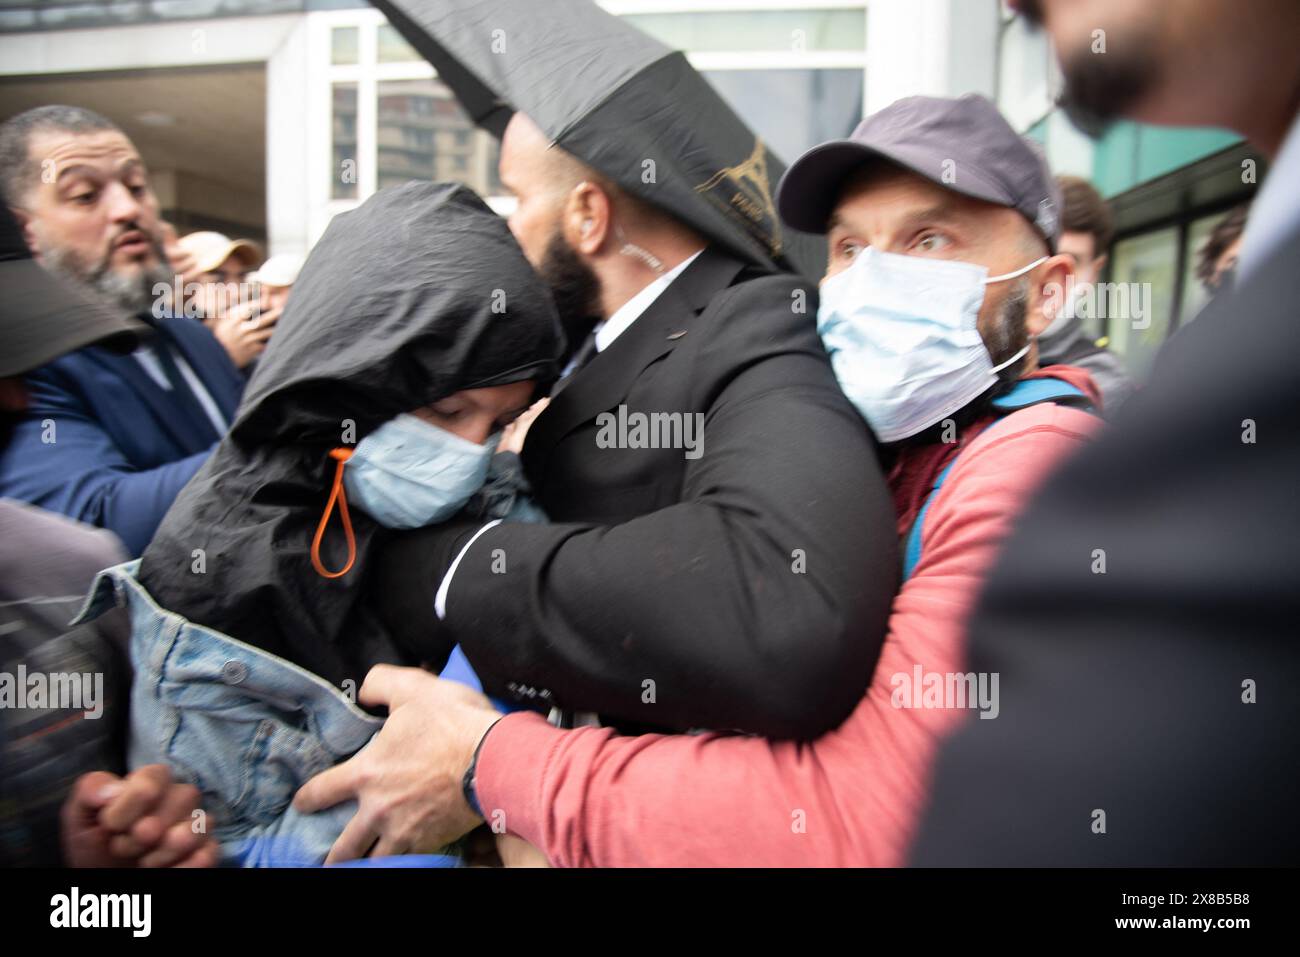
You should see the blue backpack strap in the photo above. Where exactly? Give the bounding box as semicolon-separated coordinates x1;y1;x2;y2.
901;377;1095;581
990;377;1093;414
902;457;958;580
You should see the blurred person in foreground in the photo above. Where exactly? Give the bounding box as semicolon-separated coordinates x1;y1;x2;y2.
175;229;273;370
0;105;244;556
908;0;1300;866
1039;174;1135;412
294;95;1104;866
0;201;215;868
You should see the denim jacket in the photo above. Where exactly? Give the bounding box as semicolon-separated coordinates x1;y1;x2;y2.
74;560;384;867
71;455;546;866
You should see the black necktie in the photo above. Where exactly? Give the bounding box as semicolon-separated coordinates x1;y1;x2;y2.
552;329;599;396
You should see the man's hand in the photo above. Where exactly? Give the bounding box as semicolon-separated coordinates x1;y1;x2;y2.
61;765;219;868
212;299;281;368
294;665;502;864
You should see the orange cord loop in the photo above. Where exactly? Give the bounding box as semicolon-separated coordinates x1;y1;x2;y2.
311;447;356;579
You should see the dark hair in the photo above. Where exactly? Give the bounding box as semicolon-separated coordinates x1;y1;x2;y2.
1196;203;1251;286
0;105;119;205
1056;174;1114;258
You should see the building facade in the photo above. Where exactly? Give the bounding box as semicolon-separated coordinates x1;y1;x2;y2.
2;0;1253;377
0;0;870;257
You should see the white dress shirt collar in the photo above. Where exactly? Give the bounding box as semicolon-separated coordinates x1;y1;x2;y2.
1237;109;1300;282
593;249;705;353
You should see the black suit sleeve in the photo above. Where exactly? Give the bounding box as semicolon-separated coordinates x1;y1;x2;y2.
370;519;477;670
420;276;897;739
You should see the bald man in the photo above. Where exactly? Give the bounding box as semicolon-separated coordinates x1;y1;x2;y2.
368;111;898;741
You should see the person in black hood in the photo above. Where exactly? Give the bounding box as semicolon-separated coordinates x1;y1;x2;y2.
78;182;564;865
139;182;563;685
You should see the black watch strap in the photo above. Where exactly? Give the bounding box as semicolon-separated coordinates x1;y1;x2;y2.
461;716;504;818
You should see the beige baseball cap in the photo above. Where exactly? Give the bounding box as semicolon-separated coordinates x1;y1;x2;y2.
177;230;263;274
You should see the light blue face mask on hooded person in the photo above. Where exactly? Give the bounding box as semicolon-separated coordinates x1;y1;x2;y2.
343;412;500;529
817;246;1046;442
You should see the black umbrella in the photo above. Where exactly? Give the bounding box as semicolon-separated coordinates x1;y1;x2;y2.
370;0;826;280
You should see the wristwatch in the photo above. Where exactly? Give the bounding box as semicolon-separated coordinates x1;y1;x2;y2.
461;717;504;818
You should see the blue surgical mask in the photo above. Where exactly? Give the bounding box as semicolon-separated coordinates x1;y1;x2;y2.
343;413;499;529
816;247;1044;442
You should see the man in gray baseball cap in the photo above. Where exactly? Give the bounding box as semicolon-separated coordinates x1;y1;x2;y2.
773;93;1092;435
778;92;1062;252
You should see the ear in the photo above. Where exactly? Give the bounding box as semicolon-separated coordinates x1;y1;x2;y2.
562;181;613;256
1093;252;1109;274
10;205;40;261
1025;253;1075;337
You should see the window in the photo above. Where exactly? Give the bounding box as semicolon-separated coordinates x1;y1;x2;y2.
331;25;358;65
378;23;420;63
2;0;306;33
316;6;866;226
1105;227;1177;377
331;82;358;200
376;78;500;194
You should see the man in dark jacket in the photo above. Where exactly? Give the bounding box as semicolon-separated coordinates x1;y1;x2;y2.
138;182;567;693
0;106;244;556
373;110;898;742
0;200;217;868
911;0;1300;866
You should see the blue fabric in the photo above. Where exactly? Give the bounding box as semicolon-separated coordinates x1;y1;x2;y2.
903;377;1095;581
990;377;1088;412
0;317;244;556
440;463;546;715
902;458;958;581
440;644;532;715
439;644;485;691
74;560;385;868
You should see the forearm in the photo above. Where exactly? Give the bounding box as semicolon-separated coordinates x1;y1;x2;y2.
475;710;880;867
472;420;1103;868
0;384;215;556
450;508;879;737
70;451;214;556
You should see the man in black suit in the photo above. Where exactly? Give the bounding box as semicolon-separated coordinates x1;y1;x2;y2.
372;110;898;742
910;0;1300;865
